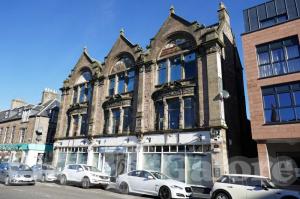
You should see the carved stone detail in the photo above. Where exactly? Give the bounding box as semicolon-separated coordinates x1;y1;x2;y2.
102;94;132;109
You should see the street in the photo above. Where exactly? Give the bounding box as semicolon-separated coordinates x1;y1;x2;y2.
0;182;153;199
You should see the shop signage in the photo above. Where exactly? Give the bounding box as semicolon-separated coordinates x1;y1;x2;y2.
98;146;127;153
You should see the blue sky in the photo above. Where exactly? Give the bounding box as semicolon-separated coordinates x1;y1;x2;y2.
0;0;265;118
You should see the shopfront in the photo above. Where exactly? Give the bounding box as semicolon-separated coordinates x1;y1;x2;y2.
54;131;219;187
0;144;53;166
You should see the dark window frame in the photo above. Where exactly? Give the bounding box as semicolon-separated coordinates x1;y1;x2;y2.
262;82;300;124
257;36;300;78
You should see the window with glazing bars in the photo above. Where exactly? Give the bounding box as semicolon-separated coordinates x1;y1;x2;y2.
262;82;300;123
257;36;300;78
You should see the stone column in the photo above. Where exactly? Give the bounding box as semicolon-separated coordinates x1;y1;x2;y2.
135;65;145;133
108;109;113;134
163;99;168;130
77;115;82;136
119;108;124;134
204;40;224;127
69;116;74;137
55;86;70;138
89;78;103;136
114;75;118;95
257;141;271;178
179;97;184;129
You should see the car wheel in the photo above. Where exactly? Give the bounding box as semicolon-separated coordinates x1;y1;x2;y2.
119;182;129;194
4;176;10;186
81;177;90;189
41;175;46;183
159;186;171;199
59;175;67;185
214;191;231;199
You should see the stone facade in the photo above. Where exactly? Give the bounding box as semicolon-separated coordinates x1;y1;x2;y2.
54;4;250;188
0;89;60;166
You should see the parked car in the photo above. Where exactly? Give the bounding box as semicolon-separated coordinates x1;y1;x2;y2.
32;164;58;182
59;164;110;189
0;163;35;185
116;170;193;199
210;174;300;199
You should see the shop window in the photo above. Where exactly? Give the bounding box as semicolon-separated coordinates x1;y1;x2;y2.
186;154;212;186
168;98;180;129
184;97;195;128
184;53;197;79
155;101;164;130
128;153;137;172
123;107;131;132
67;152;77;164
262;82;300;123
112;109;120;134
143;153;161;172
163;154;185;182
77;152;88;164
257;36;300;78
57;152;67;170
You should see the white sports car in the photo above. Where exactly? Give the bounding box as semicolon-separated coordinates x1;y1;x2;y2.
116;170;192;199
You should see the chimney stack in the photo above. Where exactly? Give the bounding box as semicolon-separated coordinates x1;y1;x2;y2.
11;99;27;109
41;88;59;104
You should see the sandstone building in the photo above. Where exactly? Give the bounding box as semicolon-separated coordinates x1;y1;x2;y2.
54;4;250;189
0;89;60;166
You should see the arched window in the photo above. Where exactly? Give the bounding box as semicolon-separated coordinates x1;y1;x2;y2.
108;56;135;96
72;71;93;104
157;36;197;85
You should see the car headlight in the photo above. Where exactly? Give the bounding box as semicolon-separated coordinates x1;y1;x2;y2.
170;185;183;190
91;174;98;177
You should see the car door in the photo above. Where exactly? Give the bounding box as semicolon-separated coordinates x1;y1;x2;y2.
138;171;157;195
127;170;144;193
66;165;76;181
245;177;276;199
0;164;4;181
224;176;247;199
74;165;85;182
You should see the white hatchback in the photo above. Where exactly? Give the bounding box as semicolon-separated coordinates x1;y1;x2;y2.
116;170;192;199
59;164;110;189
210;174;300;199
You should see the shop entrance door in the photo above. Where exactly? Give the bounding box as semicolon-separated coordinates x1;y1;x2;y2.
104;153;127;182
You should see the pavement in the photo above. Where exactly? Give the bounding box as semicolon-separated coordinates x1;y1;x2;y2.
0;182;153;199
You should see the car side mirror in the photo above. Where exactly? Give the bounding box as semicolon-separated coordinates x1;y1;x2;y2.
77;168;83;172
262;184;268;190
147;175;154;180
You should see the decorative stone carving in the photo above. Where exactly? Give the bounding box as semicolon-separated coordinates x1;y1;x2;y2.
102;94;132;109
152;81;196;101
67;103;89;115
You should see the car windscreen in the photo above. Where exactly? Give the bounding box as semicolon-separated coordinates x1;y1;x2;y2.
83;166;100;172
150;172;170;179
42;165;55;170
10;164;32;171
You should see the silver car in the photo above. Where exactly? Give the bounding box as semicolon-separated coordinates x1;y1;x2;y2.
0;163;35;185
32;164;58;182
